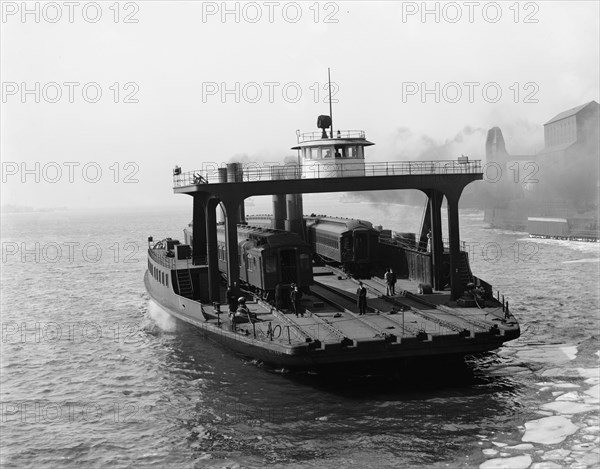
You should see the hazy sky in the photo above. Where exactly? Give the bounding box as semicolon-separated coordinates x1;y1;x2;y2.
1;0;599;210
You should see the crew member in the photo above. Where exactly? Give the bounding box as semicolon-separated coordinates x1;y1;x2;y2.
291;284;303;317
226;288;238;315
357;282;367;315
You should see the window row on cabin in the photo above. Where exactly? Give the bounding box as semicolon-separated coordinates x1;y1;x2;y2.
302;146;364;160
149;260;169;287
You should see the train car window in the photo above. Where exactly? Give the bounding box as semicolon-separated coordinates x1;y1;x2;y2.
265;255;277;274
299;253;310;270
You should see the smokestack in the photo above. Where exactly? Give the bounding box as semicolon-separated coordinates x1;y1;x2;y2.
285;193;304;238
283;164;304;238
485;127;508;162
226;163;246;224
271;166;287;230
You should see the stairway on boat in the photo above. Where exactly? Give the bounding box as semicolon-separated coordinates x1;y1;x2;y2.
175;269;194;299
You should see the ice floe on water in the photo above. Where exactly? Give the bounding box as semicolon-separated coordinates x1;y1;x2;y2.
540;448;571;460
535;381;580;389
541;401;597;414
506;444;535;450
516;345;578;364
541;368;599;379
530;462;563;468
556;391;584;401
584;384;599;400
522;416;579;445
479;361;599;468
479;454;532;468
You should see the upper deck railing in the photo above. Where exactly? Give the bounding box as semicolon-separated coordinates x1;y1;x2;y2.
173;159;482;187
148;247;177;269
297;130;366;143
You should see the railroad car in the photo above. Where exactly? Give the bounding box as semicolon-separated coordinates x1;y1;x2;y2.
214;224;313;295
305;216;380;276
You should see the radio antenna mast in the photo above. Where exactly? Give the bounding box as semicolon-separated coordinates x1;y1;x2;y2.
328;67;333;138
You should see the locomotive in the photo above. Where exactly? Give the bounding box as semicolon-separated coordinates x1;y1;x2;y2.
184;223;313;296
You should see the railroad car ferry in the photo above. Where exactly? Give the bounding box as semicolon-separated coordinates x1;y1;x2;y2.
146;115;520;371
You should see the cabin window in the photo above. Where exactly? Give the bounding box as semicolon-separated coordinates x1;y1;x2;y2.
322;146;335;158
310;147;321;159
166;274;169;286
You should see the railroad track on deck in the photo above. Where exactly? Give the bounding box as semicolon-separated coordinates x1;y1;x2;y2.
366;275;492;332
321;268;482;335
311;279;421;337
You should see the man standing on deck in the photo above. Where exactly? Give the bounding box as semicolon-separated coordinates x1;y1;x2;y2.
385;268;394;296
226;288;238;316
357;282;367;315
389;268;396;296
291;284;303;317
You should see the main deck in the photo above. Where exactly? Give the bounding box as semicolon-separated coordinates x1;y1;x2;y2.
145;255;520;368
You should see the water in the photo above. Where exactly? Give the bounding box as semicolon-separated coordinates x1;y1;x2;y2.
1;202;598;468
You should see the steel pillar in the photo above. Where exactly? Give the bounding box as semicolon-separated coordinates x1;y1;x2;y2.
223;199;241;296
192;195;207;265
446;193;463;300
205;198;221;302
429;191;444;290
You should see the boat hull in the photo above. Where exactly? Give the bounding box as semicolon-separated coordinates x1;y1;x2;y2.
145;272;513;370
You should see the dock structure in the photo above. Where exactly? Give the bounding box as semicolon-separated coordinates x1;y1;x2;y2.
172;158;483;303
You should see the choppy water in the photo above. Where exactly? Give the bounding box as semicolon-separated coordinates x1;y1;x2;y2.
1;201;598;468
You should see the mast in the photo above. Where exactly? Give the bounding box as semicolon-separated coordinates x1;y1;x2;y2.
328;67;333;138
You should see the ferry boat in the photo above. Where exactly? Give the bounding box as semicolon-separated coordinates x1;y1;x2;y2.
145;116;520;371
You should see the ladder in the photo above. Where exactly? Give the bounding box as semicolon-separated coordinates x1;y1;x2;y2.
175;269;194;299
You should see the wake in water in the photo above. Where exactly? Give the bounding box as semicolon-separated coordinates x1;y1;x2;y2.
146;299;178;333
